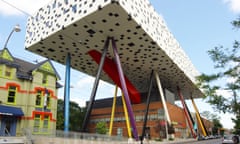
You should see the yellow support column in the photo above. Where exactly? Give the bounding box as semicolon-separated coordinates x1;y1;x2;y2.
109;86;118;136
122;92;132;138
191;96;207;137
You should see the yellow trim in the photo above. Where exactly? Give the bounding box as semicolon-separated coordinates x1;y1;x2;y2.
0;49;14;61
0;64;2;77
109;86;118;136
42;73;48;86
33;114;50;134
40;61;54;74
35;90;43;107
46;92;51;109
33;114;41;134
42;115;50;133
122;92;132;138
7;85;17;104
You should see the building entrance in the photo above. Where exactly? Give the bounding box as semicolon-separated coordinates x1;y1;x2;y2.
0;116;17;136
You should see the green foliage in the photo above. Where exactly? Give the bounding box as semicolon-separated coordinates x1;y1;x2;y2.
201;111;222;135
168;137;174;141
154;138;162;141
212;119;223;135
232;115;240;134
196;17;240;131
96;121;108;134
56;99;86;131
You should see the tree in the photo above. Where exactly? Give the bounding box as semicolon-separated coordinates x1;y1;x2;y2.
197;17;240;133
96;121;108;134
56;99;86;131
212;119;222;135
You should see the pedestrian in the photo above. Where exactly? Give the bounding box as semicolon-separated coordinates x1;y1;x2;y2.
232;135;239;144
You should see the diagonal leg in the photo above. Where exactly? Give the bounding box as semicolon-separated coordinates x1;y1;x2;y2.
82;37;110;132
155;71;171;139
121;91;132;138
141;70;154;143
111;37;139;141
177;86;197;138
109;86;118;136
190;95;208;137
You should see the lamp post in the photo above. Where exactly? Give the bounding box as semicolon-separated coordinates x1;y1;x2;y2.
3;24;21;48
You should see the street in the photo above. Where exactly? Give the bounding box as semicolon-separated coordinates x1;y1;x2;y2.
181;138;222;144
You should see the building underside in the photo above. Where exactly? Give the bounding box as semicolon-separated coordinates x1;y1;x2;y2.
25;0;205;141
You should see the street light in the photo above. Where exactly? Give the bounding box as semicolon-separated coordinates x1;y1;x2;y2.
3;24;21;48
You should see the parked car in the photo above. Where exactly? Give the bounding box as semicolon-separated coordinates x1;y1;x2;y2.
222;135;234;144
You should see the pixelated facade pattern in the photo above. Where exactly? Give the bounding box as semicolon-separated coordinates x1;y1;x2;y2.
25;0;202;99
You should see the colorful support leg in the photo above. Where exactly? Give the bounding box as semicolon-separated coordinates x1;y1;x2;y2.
82;37;110;132
122;92;132;138
64;53;71;132
141;70;153;143
111;37;139;140
190;96;208;137
154;71;171;139
109;86;118;136
177;87;196;138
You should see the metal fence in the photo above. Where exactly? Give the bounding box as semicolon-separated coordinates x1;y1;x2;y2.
22;128;129;144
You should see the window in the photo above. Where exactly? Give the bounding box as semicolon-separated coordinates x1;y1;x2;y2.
42;74;48;85
44;89;51;108
46;93;51;107
7;86;17;103
35;90;42;106
33;114;41;133
42;115;49;132
5;66;12;78
33;114;50;134
0;65;2;76
117;128;123;136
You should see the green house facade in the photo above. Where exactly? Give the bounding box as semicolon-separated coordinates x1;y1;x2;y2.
0;48;61;136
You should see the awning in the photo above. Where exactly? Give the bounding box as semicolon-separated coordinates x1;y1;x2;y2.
0;105;24;116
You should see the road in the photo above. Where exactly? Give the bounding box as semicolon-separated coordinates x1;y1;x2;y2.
180;138;222;144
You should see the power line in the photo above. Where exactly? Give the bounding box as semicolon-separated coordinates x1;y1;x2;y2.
1;0;33;17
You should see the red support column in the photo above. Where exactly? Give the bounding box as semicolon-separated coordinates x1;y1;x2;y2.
177;86;196;138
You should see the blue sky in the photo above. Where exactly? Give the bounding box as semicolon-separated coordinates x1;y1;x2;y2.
0;0;239;129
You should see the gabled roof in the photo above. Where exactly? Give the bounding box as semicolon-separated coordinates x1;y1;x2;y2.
0;48;14;61
0;48;61;80
30;59;60;80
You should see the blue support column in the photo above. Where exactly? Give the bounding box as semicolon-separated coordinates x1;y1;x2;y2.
64;53;71;132
111;37;139;141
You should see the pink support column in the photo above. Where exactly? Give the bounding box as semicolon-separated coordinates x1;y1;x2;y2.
177;86;196;138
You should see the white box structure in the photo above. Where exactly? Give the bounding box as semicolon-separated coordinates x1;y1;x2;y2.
25;0;203;99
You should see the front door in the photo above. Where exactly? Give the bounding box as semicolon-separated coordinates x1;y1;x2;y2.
0;116;17;136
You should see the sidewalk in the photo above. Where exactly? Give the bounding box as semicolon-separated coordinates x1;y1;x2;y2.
121;138;197;144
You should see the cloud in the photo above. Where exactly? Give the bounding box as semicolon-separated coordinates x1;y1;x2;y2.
0;0;51;16
76;76;95;90
224;0;240;14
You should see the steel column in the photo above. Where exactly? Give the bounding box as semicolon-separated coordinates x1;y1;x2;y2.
109;86;118;136
177;87;196;138
122;92;132;138
111;37;139;140
82;37;110;132
64;53;71;132
141;70;154;143
154;71;170;139
191;96;208;136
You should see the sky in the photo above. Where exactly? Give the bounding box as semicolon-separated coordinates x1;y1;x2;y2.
0;0;239;129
